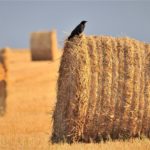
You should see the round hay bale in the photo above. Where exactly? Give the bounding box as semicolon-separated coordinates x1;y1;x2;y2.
0;48;10;71
30;31;58;61
51;35;150;143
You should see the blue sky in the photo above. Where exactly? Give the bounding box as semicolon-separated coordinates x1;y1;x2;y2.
0;1;149;48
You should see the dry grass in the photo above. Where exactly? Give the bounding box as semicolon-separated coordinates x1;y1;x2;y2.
52;35;150;143
0;136;150;150
0;49;150;149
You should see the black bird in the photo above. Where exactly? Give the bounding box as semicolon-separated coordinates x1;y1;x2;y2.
68;20;87;40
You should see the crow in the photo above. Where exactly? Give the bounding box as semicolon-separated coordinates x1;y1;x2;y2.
68;20;87;40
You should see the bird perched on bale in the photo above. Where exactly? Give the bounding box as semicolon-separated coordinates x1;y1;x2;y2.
68;20;87;40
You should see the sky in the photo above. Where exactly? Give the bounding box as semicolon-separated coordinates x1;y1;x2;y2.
0;1;150;48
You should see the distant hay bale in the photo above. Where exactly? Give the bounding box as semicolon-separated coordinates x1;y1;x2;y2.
52;35;150;143
0;50;7;116
0;48;11;71
31;30;58;61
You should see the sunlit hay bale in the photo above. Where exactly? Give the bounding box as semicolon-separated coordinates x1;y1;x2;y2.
127;40;141;137
116;38;134;139
52;35;150;143
51;36;90;143
30;30;58;61
111;38;125;139
90;36;104;140
0;50;7;116
135;42;146;137
141;43;150;137
82;36;98;140
0;48;11;72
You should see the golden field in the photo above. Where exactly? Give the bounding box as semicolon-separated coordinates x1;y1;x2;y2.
0;49;150;150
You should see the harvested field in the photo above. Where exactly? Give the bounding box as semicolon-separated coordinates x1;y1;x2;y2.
0;48;149;149
0;49;60;132
52;35;150;143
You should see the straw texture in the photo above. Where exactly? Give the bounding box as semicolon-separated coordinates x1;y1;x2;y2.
52;35;150;143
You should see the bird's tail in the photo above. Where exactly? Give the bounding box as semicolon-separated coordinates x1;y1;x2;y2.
68;35;72;40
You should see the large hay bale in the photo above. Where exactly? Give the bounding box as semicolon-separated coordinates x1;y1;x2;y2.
52;35;150;143
0;50;7;116
30;30;58;61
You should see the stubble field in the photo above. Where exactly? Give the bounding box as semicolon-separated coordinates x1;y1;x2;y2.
0;50;149;150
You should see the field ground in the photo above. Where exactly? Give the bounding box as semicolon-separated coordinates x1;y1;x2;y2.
0;50;150;150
